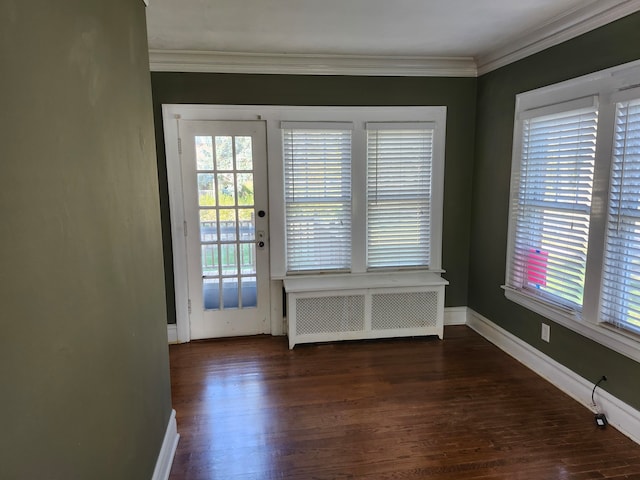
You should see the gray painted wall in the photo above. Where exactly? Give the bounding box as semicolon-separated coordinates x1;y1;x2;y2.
470;12;640;411
0;1;172;478
151;74;478;323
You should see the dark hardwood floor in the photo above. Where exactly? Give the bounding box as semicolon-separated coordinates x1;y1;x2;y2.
168;326;640;479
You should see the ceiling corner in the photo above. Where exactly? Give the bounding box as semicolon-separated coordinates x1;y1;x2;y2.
476;0;640;75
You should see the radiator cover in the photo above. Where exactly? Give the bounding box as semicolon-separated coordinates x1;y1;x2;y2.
285;274;446;348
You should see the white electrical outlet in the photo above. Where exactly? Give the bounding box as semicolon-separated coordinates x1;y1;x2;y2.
541;323;550;342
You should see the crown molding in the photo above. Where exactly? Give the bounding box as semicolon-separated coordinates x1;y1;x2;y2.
147;0;640;78
477;0;640;75
148;49;477;77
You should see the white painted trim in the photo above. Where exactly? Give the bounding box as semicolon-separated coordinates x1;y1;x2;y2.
283;271;448;293
151;409;179;480
167;324;178;344
467;308;640;446
270;279;285;336
477;0;640;75
444;306;468;326
162;108;191;344
148;49;477;77
143;0;149;6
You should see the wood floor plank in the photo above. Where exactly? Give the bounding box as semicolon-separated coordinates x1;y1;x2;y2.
168;326;640;479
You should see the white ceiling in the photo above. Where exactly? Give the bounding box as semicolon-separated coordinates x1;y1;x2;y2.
145;0;640;75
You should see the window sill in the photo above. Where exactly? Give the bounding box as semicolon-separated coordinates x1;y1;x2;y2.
503;286;640;363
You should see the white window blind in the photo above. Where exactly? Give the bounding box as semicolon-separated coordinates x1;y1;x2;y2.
283;126;352;272
508;105;597;310
601;97;640;334
366;123;433;268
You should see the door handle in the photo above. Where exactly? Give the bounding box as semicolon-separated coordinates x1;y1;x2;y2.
258;210;266;218
257;230;265;249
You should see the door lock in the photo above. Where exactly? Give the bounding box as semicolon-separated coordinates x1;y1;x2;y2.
257;231;265;249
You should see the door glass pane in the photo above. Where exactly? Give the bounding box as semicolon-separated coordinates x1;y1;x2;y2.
195;136;214;170
240;243;256;274
191;129;262;318
241;276;257;308
235;136;253;170
197;174;216;206
219;209;237;241
237;173;254;206
222;278;239;309
238;209;255;240
215;136;233;170
220;244;238;275
203;278;220;310
201;245;219;276
218;173;235;206
200;210;217;242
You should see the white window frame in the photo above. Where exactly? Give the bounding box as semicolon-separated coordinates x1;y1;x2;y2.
164;105;446;278
261;106;445;278
505;59;640;362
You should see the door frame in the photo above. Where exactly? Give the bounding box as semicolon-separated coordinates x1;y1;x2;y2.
162;104;286;343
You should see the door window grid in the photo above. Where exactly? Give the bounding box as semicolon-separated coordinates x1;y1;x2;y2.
196;135;257;310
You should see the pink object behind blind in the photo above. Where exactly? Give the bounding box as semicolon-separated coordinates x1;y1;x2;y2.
527;248;548;287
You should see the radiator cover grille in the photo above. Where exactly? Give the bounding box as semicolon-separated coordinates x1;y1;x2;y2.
371;291;438;329
295;295;365;335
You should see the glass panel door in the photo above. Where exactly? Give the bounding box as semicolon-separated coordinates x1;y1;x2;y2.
179;121;269;339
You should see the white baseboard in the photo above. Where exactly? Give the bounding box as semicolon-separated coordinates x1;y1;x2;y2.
444;306;468;325
170;306;466;343
467;308;640;446
167;324;178;344
151;409;179;480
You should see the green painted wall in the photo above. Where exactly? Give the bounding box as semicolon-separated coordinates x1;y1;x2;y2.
470;12;640;410
151;74;477;323
0;1;172;478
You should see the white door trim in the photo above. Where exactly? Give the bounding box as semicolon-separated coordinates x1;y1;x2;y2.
163;109;192;343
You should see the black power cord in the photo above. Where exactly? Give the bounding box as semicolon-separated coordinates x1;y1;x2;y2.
592;375;607;428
